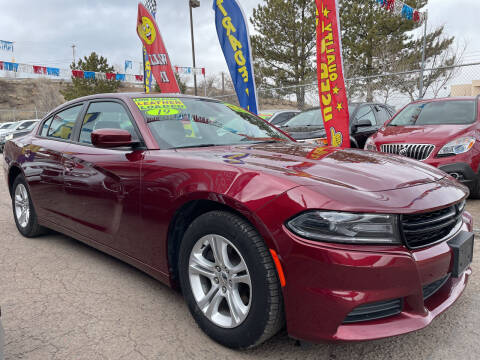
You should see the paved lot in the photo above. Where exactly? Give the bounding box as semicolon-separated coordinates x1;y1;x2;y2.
0;172;479;360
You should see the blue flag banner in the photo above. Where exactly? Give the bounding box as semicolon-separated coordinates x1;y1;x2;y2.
116;73;126;81
125;60;133;72
213;0;258;114
84;71;95;79
0;40;14;52
4;62;18;72
46;67;60;76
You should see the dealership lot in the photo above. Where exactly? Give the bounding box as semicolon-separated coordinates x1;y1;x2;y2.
0;172;478;360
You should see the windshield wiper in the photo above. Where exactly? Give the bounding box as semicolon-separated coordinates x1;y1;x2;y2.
175;144;218;149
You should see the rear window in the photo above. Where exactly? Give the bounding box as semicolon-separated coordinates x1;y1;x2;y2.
284;109;323;128
389;101;476;126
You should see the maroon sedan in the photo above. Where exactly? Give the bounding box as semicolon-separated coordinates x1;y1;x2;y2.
3;93;474;348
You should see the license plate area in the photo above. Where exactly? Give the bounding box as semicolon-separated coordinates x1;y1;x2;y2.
448;231;474;277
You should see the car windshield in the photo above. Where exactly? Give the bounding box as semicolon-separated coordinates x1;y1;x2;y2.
284;109;323;128
389;100;476;126
1;123;17;130
134;97;291;149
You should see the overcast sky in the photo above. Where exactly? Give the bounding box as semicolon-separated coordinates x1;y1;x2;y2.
1;0;480;77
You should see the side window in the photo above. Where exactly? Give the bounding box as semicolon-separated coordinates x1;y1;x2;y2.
39;117;53;136
354;106;376;126
79;102;139;145
375;106;392;125
48;105;83;140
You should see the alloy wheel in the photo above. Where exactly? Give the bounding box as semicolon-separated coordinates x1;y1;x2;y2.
14;183;30;228
188;234;252;328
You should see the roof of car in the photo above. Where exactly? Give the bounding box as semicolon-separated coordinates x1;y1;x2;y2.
259;109;299;113
409;96;477;104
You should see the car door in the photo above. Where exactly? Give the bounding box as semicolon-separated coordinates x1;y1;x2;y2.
28;104;84;225
351;105;378;148
62;100;145;253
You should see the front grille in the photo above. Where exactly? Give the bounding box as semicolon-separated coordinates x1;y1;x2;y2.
380;143;435;161
343;298;402;323
422;274;450;300
401;205;462;249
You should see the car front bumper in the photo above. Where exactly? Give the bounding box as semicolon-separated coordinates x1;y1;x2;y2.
273;215;473;343
422;152;478;193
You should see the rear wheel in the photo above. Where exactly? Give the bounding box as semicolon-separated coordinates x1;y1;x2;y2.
12;176;46;237
178;211;284;349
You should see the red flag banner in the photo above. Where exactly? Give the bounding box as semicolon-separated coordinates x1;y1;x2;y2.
315;0;350;148
136;3;180;93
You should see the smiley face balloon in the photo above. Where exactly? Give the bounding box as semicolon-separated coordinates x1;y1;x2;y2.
138;16;156;45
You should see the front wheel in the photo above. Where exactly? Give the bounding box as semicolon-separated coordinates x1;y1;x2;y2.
178;211;284;349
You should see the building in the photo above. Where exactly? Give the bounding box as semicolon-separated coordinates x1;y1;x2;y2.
451;81;480;96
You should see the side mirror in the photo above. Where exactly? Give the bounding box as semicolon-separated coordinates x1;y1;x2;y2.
91;129;136;148
355;119;372;128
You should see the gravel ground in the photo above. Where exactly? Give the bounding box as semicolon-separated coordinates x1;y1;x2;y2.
0;171;479;360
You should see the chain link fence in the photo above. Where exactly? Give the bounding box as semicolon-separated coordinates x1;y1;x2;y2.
214;62;480;112
0;109;49;123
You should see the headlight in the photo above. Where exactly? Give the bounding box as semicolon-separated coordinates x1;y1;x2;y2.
5;134;13;141
364;137;376;151
286;211;400;244
438;137;475;156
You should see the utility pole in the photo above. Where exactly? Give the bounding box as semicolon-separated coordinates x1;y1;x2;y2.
71;44;76;66
189;0;200;96
418;11;428;100
222;72;225;96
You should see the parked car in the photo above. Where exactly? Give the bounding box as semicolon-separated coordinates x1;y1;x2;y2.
3;93;473;349
281;103;395;148
365;97;480;197
0;122;15;130
258;109;300;127
0;119;39;140
0;120;39;152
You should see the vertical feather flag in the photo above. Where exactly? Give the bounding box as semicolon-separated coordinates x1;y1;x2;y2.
137;3;180;93
315;0;350;148
213;0;258;114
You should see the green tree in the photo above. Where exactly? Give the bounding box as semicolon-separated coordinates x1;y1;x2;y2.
251;0;317;109
61;52;120;101
339;0;455;101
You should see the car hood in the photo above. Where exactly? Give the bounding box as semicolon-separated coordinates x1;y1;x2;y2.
372;124;473;145
173;142;446;192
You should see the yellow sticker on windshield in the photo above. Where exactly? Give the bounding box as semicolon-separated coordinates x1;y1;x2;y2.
146;108;180;116
134;98;186;112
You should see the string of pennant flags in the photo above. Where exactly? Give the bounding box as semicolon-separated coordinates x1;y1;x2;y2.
375;0;426;24
175;66;206;76
0;60;145;83
0;59;205;82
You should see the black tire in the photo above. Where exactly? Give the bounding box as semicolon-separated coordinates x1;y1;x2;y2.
11;175;46;237
178;211;284;349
